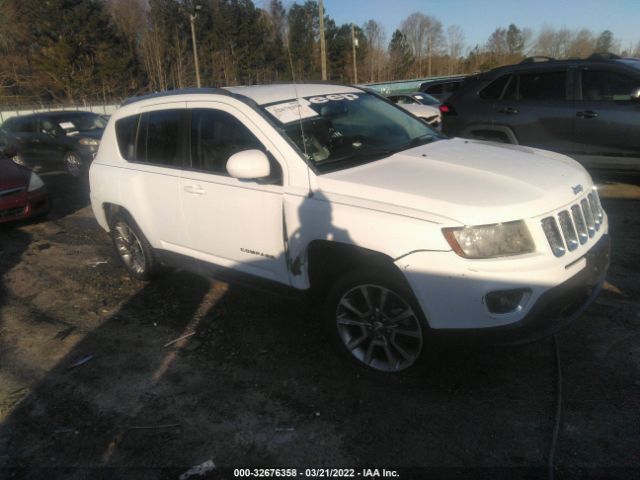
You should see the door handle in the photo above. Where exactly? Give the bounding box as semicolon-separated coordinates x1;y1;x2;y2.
498;107;518;114
183;185;206;195
576;110;598;119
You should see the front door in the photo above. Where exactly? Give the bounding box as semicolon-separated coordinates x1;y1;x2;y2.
180;103;289;285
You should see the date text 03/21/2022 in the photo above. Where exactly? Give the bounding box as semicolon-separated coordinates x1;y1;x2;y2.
233;468;399;478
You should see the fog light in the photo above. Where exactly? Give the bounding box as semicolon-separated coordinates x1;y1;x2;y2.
485;288;531;314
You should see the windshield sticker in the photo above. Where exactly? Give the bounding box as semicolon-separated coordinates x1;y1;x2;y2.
308;93;359;104
265;98;318;124
59;121;77;130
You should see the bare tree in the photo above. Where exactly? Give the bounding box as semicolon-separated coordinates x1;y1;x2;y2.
401;12;444;77
446;25;465;74
363;20;386;82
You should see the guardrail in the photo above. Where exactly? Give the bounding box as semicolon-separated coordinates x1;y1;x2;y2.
0;104;120;123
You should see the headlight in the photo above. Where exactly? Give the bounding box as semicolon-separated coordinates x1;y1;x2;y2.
28;172;45;192
443;220;535;258
79;138;100;146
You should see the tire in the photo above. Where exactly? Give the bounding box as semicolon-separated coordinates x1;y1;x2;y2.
109;211;159;281
63;150;84;177
324;266;432;375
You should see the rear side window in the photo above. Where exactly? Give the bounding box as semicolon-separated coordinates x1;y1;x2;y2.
480;75;511;99
581;70;640;101
15;118;36;133
518;71;566;100
115;115;139;161
136;110;185;167
189;109;263;175
425;84;444;95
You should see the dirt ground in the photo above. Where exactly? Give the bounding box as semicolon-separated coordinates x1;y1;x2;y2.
0;168;639;479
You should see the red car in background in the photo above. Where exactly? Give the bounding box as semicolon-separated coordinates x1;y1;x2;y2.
0;148;51;224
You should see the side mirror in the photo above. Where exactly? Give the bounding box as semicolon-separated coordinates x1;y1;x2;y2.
631;88;640;101
226;149;271;181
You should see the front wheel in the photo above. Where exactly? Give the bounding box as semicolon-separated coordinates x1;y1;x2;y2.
325;268;430;374
63;151;84;177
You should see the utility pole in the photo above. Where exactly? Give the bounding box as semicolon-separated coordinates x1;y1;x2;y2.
351;24;358;84
189;4;202;88
319;0;327;80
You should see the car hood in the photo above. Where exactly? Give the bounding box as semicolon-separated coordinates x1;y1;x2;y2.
0;158;28;189
400;104;440;118
315;138;592;225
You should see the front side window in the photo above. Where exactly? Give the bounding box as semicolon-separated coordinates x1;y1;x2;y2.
137;109;184;167
581;70;640;101
517;71;567;100
189;109;263;175
16;118;36;133
51;113;106;133
262;92;441;173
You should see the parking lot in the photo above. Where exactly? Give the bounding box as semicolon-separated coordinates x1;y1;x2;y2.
0;169;639;478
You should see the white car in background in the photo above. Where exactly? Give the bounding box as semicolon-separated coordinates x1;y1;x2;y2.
89;84;609;375
386;92;442;129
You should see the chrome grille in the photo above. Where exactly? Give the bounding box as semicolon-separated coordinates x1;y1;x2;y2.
0;206;26;219
541;189;604;257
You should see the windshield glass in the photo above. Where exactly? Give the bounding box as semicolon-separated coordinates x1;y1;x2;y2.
262;92;442;173
52;113;107;132
412;93;440;105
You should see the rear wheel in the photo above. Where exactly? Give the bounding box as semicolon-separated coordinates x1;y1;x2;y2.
325;267;430;374
110;212;159;280
64;151;84;177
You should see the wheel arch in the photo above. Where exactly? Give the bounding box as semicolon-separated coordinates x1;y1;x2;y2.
306;240;407;302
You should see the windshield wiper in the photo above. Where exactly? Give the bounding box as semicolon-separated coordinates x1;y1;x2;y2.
401;134;438;150
319;148;393;166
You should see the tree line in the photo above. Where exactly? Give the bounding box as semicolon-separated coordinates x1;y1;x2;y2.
0;0;637;106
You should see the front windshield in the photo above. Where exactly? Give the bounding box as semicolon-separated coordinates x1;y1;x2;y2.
262;92;442;173
52;113;107;133
412;93;440;106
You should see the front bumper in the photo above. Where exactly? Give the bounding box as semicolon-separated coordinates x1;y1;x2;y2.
0;187;51;224
397;228;610;343
434;234;610;345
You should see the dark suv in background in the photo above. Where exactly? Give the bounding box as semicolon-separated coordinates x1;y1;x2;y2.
0;111;107;177
441;54;640;170
419;77;465;101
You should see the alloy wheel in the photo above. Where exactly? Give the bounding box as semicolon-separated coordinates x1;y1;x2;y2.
64;152;82;177
113;222;146;274
336;284;423;372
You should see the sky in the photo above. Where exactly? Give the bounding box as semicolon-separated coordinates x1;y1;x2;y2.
257;0;640;53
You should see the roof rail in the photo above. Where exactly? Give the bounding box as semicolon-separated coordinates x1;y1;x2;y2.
120;87;234;107
588;52;622;61
519;56;555;64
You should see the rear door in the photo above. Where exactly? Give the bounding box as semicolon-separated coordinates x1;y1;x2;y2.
37;118;66;164
572;67;640;169
13;117;39;162
118;105;191;250
493;68;575;152
179;102;289;284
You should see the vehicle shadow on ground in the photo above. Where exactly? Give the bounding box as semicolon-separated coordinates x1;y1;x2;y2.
0;191;575;478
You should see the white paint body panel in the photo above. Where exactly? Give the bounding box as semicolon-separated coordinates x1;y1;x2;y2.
89;84;607;331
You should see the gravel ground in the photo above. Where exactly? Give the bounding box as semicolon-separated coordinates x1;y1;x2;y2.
0;169;639;479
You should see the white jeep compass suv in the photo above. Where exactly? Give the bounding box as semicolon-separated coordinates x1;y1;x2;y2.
89;84;610;374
